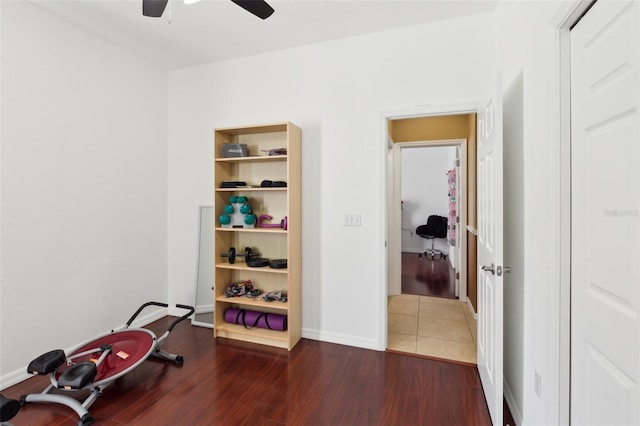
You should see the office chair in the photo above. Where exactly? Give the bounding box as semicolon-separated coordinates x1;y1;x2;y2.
416;215;448;260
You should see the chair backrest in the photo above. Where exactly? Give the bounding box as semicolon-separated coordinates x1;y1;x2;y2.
422;215;448;238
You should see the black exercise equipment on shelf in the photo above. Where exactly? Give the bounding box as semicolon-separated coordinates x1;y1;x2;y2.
221;247;260;264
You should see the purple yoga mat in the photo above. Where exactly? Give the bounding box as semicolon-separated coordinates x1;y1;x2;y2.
224;308;287;331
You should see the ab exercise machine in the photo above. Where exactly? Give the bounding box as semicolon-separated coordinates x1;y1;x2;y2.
3;302;194;425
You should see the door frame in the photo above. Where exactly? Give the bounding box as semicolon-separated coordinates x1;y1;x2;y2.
391;139;468;300
379;103;481;350
550;1;596;424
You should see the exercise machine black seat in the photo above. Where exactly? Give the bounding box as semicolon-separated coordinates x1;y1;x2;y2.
416;215;448;260
58;361;98;390
0;394;20;422
27;349;66;375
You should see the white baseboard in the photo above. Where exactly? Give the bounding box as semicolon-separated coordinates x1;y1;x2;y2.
301;328;380;351
193;303;214;315
0;308;167;391
0;368;31;390
465;297;478;320
504;379;523;426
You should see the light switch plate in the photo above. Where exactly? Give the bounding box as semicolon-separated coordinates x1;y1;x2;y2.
344;213;361;226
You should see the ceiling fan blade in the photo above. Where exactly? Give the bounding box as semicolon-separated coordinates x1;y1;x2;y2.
143;0;169;17
230;0;274;20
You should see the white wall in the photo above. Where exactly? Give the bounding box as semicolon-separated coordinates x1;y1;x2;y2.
400;146;454;254
496;2;569;425
167;14;495;349
503;71;525;424
0;1;168;386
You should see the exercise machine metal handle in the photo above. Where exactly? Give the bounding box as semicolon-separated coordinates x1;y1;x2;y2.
155;304;195;355
125;302;169;328
167;304;196;332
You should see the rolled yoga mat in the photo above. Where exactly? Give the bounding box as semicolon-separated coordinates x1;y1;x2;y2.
224;308;287;331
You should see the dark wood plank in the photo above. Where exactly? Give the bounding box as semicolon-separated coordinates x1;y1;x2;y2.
2;316;493;425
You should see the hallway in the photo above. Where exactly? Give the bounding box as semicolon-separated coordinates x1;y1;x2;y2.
387;294;477;364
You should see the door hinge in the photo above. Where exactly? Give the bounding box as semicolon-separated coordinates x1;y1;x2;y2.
456;159;460;167
456;216;460;224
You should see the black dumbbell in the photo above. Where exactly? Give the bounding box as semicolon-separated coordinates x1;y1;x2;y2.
221;247;260;264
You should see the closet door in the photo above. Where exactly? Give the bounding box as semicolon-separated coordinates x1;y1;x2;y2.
571;1;640;423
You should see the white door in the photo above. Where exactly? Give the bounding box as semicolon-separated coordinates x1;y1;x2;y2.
455;148;461;298
387;142;402;297
477;80;504;425
571;0;640;424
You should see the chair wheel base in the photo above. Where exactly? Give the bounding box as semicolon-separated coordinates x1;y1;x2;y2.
421;249;445;261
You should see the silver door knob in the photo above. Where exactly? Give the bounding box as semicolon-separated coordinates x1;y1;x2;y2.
496;265;511;276
481;263;495;274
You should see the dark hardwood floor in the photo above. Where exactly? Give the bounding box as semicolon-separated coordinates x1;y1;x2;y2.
401;251;456;298
2;316;493;425
397;253;517;425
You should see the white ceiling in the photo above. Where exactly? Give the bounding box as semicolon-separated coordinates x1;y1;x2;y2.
30;0;498;70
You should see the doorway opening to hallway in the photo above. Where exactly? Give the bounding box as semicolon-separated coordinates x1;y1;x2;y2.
385;113;478;364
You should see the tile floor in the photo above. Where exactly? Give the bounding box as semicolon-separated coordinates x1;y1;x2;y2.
387;294;477;364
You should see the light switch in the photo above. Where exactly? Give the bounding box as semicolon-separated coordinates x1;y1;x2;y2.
344;213;361;226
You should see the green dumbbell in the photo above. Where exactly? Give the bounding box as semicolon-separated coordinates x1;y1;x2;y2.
244;214;256;225
219;214;231;225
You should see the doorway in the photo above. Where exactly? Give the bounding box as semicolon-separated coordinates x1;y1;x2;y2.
400;145;457;298
385;113;478;364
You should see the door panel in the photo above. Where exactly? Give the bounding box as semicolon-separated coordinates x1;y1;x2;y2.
387;142;402;297
477;82;504;426
571;0;640;423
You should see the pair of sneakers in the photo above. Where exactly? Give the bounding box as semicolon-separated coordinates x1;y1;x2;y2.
224;280;253;298
224;280;263;298
262;291;287;303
